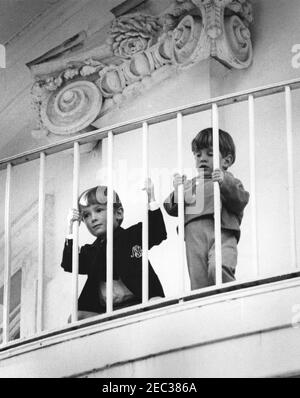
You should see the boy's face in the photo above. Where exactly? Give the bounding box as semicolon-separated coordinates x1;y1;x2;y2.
81;204;123;237
193;147;232;177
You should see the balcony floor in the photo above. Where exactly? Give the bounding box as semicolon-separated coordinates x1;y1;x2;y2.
1;272;300;378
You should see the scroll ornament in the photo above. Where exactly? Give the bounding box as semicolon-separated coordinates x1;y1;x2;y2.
28;0;253;138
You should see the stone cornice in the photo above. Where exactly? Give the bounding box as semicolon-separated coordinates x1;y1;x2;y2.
27;0;253;139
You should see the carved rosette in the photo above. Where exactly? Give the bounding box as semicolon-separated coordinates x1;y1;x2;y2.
27;0;253;139
109;14;162;58
40;80;102;135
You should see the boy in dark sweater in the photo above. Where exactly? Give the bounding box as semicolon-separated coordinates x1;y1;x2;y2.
164;128;249;289
62;179;166;320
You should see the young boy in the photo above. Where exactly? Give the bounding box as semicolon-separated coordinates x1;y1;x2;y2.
164;128;249;290
61;179;166;320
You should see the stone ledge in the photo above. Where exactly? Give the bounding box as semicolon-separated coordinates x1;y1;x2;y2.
0;273;300;377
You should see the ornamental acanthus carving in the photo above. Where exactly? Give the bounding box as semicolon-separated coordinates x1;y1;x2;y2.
27;0;253;139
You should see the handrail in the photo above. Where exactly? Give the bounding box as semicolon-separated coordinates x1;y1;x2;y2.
1;77;300;170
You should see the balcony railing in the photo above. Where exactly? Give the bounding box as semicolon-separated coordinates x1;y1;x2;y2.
0;77;300;348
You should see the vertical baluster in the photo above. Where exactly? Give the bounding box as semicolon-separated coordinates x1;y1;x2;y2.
177;112;186;293
142;122;149;303
248;95;259;277
212;104;222;286
285;86;297;269
37;152;46;333
106;131;114;313
71;142;80;322
2;163;12;344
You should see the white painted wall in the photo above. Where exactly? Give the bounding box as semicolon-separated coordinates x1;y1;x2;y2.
0;0;300;339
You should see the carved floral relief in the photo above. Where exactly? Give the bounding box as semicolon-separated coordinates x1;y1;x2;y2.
27;0;253;138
